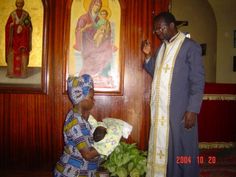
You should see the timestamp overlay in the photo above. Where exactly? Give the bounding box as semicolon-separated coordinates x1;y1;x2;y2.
176;155;217;165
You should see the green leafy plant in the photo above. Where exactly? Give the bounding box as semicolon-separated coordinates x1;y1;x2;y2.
102;142;147;177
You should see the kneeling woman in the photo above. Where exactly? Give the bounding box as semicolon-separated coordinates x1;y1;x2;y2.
54;74;100;177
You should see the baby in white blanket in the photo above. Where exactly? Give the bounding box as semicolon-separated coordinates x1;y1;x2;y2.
88;115;133;156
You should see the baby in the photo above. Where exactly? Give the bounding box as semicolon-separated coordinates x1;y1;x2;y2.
93;9;111;47
89;116;133;156
93;126;107;142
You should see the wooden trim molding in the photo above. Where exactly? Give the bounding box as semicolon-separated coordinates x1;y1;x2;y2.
203;94;236;101
199;142;236;149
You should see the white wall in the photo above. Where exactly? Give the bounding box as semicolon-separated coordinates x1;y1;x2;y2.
172;0;236;83
208;0;236;83
171;0;217;83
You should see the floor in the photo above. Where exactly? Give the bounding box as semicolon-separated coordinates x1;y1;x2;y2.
0;170;52;177
0;148;235;177
199;147;236;177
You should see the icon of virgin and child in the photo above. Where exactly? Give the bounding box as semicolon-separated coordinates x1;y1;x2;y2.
72;0;119;89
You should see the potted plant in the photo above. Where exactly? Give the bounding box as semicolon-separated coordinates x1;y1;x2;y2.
101;142;147;177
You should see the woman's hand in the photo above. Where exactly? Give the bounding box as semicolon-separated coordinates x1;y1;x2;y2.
80;147;99;161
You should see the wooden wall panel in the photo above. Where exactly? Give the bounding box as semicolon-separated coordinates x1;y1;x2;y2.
0;0;163;170
0;94;54;168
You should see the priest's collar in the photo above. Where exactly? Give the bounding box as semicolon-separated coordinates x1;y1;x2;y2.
164;31;180;44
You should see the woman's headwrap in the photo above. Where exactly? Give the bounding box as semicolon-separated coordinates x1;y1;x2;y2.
67;74;94;105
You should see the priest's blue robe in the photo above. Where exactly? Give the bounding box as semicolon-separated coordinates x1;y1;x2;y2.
144;37;205;177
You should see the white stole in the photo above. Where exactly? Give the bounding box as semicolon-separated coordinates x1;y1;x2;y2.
147;32;186;177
